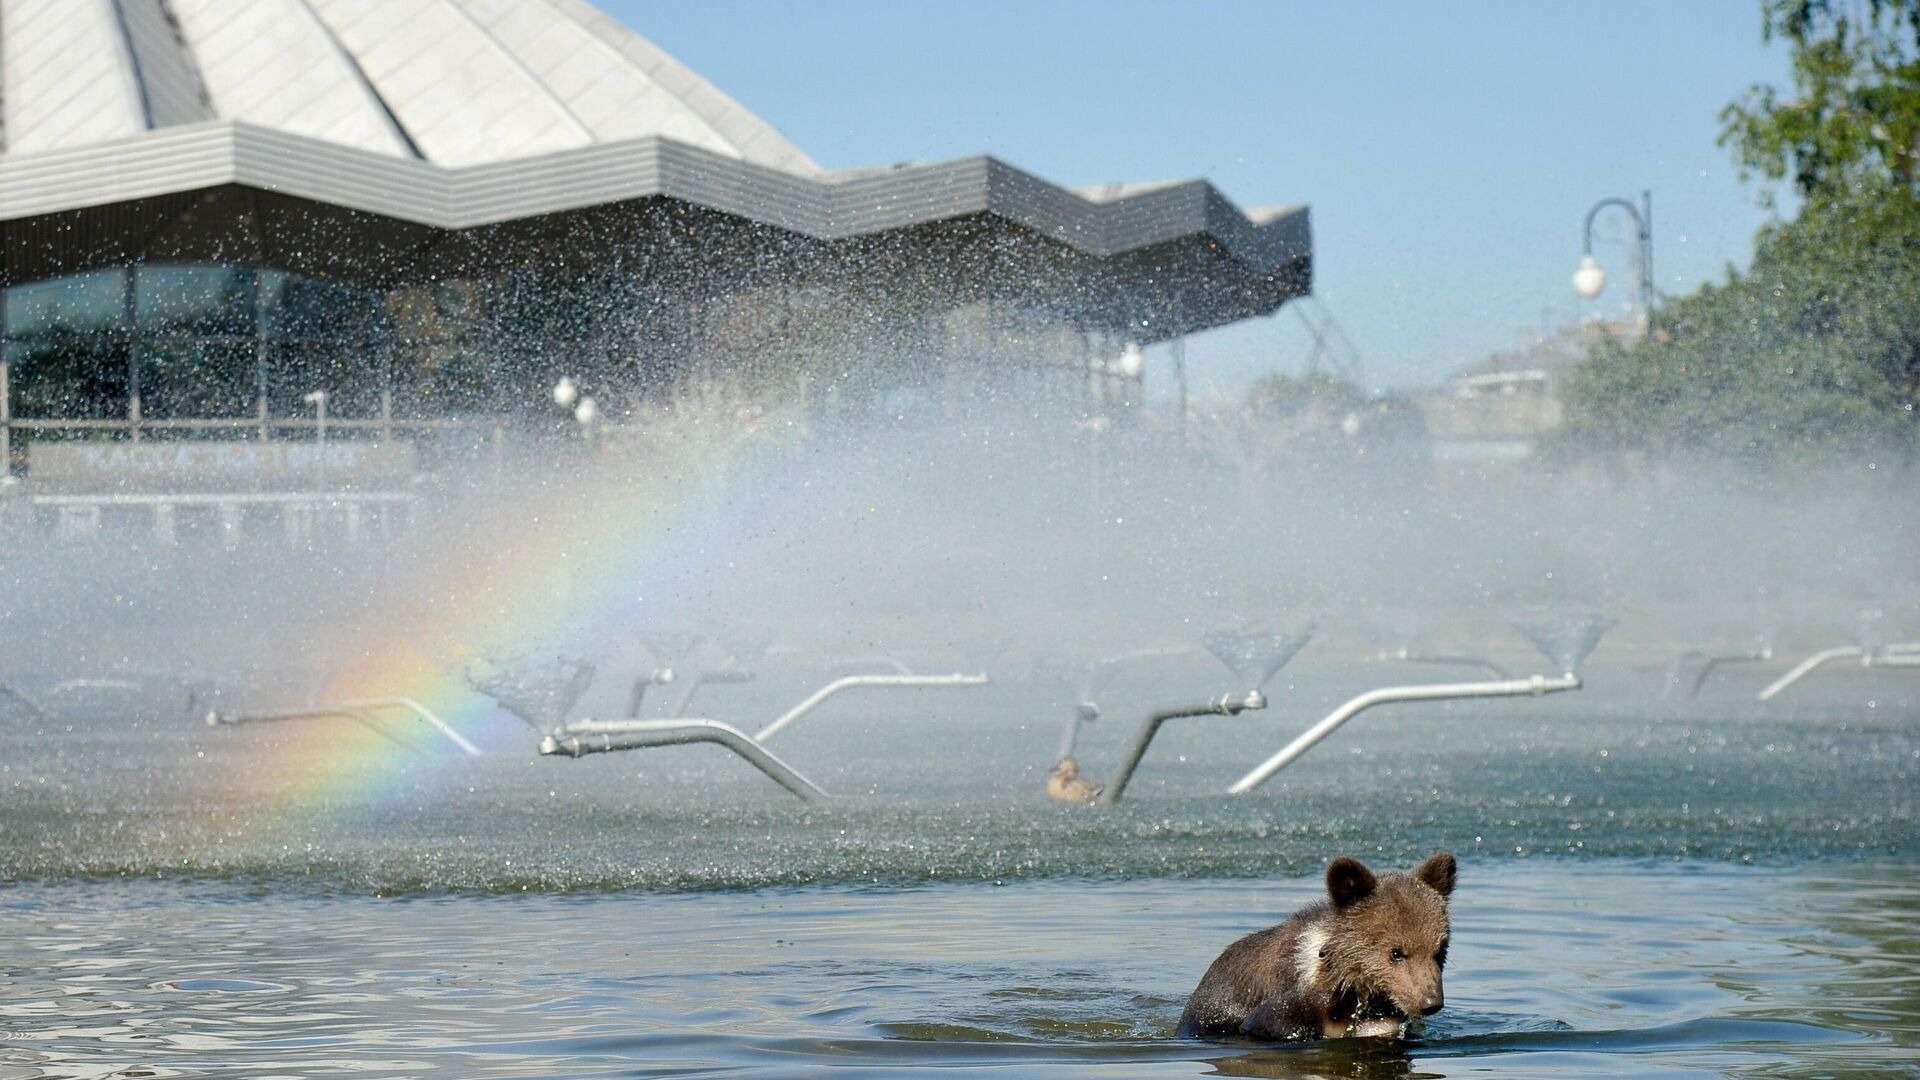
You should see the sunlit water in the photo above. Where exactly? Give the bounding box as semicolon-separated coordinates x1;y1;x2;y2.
1;664;1915;1077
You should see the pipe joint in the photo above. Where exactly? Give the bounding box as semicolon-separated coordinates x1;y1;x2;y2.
1217;688;1266;713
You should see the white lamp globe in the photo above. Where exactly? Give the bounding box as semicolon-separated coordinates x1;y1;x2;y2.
574;396;600;425
552;376;580;408
1572;255;1607;299
1117;342;1146;379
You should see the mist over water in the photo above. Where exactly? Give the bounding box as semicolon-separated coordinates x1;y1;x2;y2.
2;379;1915;880
2;375;1916;1077
2;377;1913;682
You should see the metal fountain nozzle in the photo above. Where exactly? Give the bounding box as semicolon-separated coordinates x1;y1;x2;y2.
1076;702;1100;722
1099;687;1272;804
1212;688;1266;713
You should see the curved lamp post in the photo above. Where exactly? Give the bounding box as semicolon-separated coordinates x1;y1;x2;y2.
1574;191;1654;332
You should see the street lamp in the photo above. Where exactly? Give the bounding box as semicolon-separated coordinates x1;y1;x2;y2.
552;376;580;409
302;389;329;451
1572;255;1607;299
1573;190;1654;331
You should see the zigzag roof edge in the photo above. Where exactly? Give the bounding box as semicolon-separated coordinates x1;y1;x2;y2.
0;122;1309;271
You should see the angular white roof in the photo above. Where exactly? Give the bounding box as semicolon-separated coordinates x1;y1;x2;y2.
0;0;1311;336
0;0;819;173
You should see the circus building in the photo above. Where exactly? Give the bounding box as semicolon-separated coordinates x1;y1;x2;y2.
0;0;1310;541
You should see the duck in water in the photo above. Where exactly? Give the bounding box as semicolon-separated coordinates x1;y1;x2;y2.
1046;756;1102;803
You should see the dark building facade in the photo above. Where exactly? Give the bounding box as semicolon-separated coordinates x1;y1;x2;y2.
0;0;1309;541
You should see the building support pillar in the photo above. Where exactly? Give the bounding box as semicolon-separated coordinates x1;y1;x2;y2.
124;267;142;441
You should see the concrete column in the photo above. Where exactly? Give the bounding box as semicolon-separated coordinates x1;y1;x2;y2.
284;501;313;547
219;502;243;550
58;504;101;541
152;503;177;546
0;359;11;479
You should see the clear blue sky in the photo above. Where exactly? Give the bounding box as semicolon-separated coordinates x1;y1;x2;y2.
605;1;1793;396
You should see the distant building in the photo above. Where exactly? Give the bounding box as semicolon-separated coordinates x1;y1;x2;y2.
1419;320;1634;474
0;0;1310;543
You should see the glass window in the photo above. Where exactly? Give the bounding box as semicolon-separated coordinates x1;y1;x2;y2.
3;270;131;337
3;337;130;421
268;340;384;419
264;272;389;344
137;339;259;420
137;265;255;337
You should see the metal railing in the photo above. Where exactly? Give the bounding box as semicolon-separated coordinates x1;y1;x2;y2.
2;394;501;445
1;360;509;481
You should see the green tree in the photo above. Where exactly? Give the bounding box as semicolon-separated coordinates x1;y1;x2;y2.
1555;1;1920;466
1246;371;1362;415
1719;0;1920;203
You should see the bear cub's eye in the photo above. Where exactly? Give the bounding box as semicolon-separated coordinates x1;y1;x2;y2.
1389;947;1406;963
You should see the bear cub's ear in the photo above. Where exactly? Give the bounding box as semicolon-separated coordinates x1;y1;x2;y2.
1326;856;1377;908
1414;851;1457;897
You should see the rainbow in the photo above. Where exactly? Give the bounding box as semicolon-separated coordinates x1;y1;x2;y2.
208;418;812;816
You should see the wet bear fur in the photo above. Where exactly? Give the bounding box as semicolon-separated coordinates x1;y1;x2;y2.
1177;852;1456;1041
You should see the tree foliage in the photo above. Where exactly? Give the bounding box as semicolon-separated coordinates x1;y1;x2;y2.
1246;371;1362;415
1556;1;1920;466
1720;0;1920;203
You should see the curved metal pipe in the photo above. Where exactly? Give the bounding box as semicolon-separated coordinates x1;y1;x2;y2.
1058;702;1100;761
1080;645;1197;701
839;654;915;676
1230;675;1580;794
624;668;674;719
46;677;143;696
1059;646;1196;764
754;673;989;742
205;696;481;757
1759;642;1920;700
541;719;827;804
667;668;754;718
1667;647;1772;699
1099;690;1267;804
1757;646;1864;701
1375;648;1508;679
1878;646;1920;668
0;682;51;722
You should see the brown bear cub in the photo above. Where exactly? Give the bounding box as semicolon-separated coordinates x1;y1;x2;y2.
1177;852;1456;1041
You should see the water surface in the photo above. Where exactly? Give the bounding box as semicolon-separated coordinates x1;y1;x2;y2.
0;665;1914;1077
